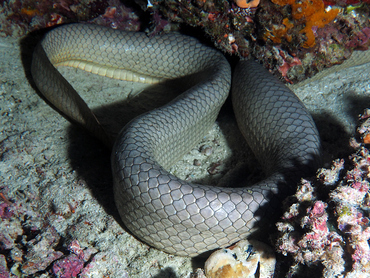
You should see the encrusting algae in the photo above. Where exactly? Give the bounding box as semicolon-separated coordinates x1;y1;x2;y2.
270;0;340;48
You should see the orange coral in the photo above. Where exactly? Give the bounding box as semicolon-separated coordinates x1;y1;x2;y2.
265;18;293;43
300;8;339;48
270;0;340;48
291;0;324;20
363;134;370;144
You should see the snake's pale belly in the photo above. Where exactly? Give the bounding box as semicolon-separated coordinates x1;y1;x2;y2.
31;23;321;257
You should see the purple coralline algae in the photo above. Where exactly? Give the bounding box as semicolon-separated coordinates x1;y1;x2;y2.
276;110;370;277
51;240;97;278
52;254;85;278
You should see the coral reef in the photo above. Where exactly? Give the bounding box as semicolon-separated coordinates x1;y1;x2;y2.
0;0;140;36
275;110;370;277
255;0;370;82
147;0;370;82
1;0;370;276
147;0;255;56
2;0;370;82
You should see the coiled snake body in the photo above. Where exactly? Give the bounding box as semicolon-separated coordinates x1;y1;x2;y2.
31;23;321;257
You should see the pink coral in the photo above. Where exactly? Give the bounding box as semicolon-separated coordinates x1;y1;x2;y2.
331;154;370;275
276;111;370;276
276;49;302;83
276;181;345;276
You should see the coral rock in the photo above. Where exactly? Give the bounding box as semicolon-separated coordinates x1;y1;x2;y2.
204;239;276;278
52;254;85;278
21;226;63;275
276;111;370;276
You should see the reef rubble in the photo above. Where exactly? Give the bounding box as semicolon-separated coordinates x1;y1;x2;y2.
276;109;370;277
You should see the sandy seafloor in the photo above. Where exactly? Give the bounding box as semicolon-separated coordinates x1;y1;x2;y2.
1;31;370;278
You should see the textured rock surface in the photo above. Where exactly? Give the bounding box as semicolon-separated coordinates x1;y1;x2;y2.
1;31;370;277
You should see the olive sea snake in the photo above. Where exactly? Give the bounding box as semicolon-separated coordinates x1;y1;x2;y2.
31;23;324;257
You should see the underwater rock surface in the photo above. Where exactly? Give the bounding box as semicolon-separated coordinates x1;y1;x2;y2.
0;1;370;277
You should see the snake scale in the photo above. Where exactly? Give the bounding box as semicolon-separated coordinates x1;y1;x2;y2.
31;23;321;257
